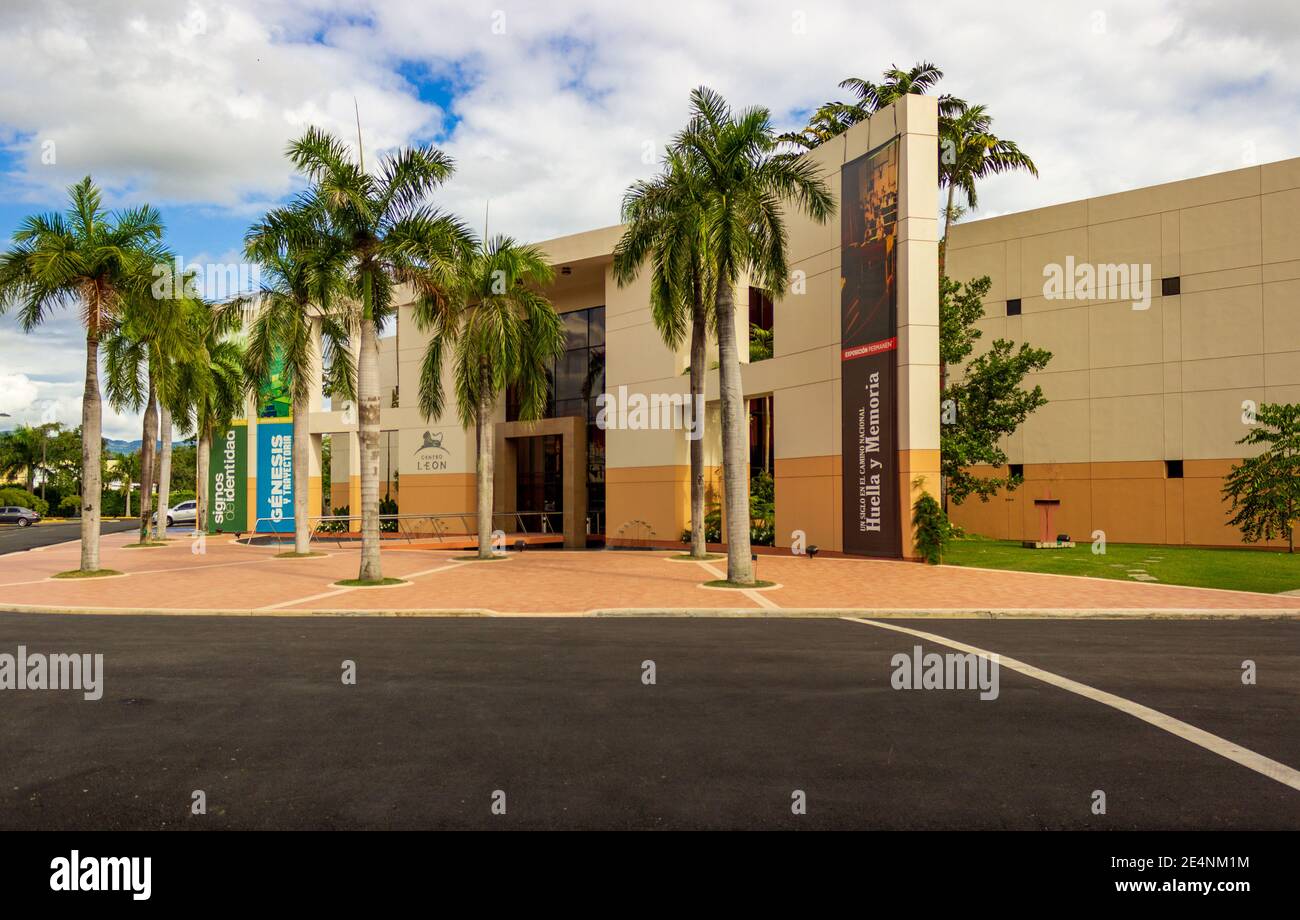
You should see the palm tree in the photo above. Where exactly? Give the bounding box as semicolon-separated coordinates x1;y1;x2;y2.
614;148;714;559
783;64;1037;249
116;449;141;518
415;235;564;560
104;269;199;543
0;424;48;492
241;217;353;555
777;102;863;153
674;88;833;585
782;62;959;154
0;176;164;572
281;127;473;582
839;61;952;117
939;103;1038;246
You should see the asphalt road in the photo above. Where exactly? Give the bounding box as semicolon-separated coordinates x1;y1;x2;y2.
0;614;1295;830
0;520;138;555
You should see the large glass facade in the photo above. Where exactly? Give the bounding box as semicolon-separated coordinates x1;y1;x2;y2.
507;305;606;533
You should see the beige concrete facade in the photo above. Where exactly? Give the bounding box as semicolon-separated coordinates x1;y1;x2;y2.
945;156;1300;548
311;95;940;558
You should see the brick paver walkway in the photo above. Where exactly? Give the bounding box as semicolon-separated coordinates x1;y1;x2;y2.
0;530;1295;615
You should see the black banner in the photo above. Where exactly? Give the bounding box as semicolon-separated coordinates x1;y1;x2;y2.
841;140;900;558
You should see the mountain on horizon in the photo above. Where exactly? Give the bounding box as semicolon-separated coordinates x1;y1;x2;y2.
104;438;195;456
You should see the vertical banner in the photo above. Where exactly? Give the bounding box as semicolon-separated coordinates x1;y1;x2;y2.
841;140;901;557
256;421;294;533
258;346;292;418
207;423;247;533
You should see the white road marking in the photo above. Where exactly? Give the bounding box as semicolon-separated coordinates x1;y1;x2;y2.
844;616;1300;794
255;561;470;611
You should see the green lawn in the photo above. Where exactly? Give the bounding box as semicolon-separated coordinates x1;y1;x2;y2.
943;536;1300;595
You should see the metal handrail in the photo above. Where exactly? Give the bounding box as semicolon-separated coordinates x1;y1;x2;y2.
238;510;565;549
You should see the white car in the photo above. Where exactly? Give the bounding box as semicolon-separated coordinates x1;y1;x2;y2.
152;500;198;528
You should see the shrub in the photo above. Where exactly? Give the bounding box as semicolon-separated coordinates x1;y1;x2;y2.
58;495;82;518
0;487;48;517
680;472;776;546
379;494;398;533
318;505;350;534
912;490;951;564
681;505;722;544
167;490;195;506
749;471;775;546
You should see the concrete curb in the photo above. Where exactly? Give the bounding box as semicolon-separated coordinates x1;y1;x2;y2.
1;604;1297;619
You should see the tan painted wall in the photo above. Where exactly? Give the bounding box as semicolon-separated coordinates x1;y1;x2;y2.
950;460;1292;550
946;155;1300;547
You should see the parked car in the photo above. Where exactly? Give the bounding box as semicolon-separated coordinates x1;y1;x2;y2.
151;500;198;528
0;506;41;527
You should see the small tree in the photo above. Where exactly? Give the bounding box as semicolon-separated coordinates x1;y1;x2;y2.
912;479;951;565
1223;403;1300;553
941;273;1052;507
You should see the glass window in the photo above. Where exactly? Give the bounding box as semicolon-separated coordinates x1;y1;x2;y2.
563;310;589;351
556;348;589;402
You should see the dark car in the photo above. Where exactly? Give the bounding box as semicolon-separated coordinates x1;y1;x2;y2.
0;506;41;527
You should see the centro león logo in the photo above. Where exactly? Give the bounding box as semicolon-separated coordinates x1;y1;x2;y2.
415;430;450;471
50;851;151;900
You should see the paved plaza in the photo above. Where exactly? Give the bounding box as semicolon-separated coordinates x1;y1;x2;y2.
1;529;1297;616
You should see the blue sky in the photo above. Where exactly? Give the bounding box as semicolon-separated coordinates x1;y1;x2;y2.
1;0;1297;438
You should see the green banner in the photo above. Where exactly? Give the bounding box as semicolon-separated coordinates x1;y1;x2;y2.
258;348;292;418
208;423;248;533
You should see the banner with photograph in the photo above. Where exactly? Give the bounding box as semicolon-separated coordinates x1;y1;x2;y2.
840;139;901;557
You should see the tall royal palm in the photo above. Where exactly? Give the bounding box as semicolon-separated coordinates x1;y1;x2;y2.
782;62;959;154
0;177;164;572
675;88;833;585
241;223;353;555
614;148;714;559
284;127;473;582
839;61;951;118
416;236;564;560
939;103;1037;245
104;269;200;543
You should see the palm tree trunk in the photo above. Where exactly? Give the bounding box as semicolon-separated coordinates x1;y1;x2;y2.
137;379;158;544
689;289;708;559
292;389;311;555
124;477;131;518
357;310;382;581
195;427;209;537
153;402;173;540
715;281;753;584
79;330;103;572
476;358;494;559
